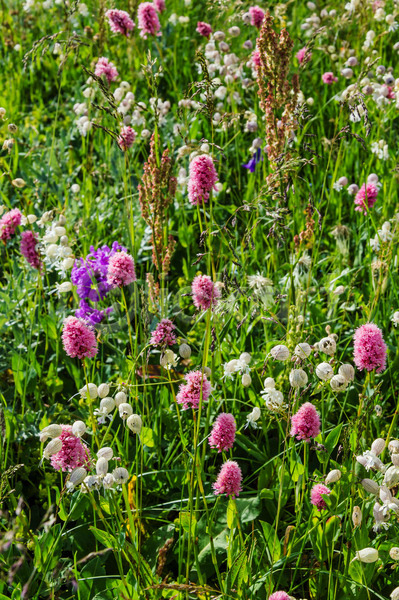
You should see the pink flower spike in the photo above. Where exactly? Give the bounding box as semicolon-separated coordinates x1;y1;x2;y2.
105;9;135;36
62;316;98;360
107;251;136;287
0;208;22;241
354;323;387;373
290;402;320;442
154;0;166;11
20;230;42;270
118;126;136;151
50;425;91;472
137;2;161;39
213;460;242;498
249;5;265;28
209;413;236;452
191;274;221;311
176;370;211;410
310;483;331;511
268;593;291;600
252;49;261;68
322;72;338;84
354;183;378;214
150;319;177;347
188;154;219;206
196;21;212;38
296;47;311;64
94;57;119;83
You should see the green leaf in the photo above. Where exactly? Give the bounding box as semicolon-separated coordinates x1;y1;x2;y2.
141;426;155;448
260;520;281;562
324;424;343;455
226;497;235;529
89;527;117;550
177;511;196;534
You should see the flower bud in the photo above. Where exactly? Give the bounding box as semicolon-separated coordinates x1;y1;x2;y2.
160;349;177;367
72;421;86;437
79;383;98;399
43;438;62;459
325;469;341;485
119;403;133;419
330;375;347;392
389;440;399;454
225;359;238;373
338;364;354;382
115;391;127;406
242;373;252;387
384;466;399;488
66;467;87;490
294;343;312;359
361;478;379;494
100;397;115;415
97;447;113;461
179;343;191;359
270;344;290;361
354;548;379;563
318;337;336;356
12;178;26;188
289;369;308;388
39;424;62;443
97;383;110;398
352;506;362;527
240;352;251;364
371;438;385;456
392;454;399;466
391;587;399;600
389;547;399;561
103;473;115;489
203;366;212;377
127;414;142;434
316;362;333;380
96;457;109;477
112;467;129;484
263;377;275;389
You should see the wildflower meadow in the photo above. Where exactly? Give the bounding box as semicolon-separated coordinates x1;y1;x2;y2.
2;0;399;598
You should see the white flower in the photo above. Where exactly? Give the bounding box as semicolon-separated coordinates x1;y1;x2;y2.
330;374;348;392
353;548;379;563
97;447;113;461
39;424;62;443
391;587;399;600
338;364;354;382
325;469;341;484
392;311;399;327
242;373;252;387
81;475;101;492
115;391;127;406
315;362;333;380
246;406;261;428
79;383;98;399
160;349;179;369
263;377;275;389
113;467;129;484
270;344;290;361
127;414;142;434
294;343;312;359
383;466;399;488
289;369;308;388
361;478;379;494
43;438;62;459
66;467;87;490
356;450;385;472
371;438;385;456
318;336;336;356
119;403;133;420
262;388;285;412
72;421;86;437
96;457;109;477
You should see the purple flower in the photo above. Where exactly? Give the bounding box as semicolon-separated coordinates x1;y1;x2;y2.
242;148;262;173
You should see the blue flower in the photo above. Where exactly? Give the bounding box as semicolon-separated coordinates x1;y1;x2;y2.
242;148;263;173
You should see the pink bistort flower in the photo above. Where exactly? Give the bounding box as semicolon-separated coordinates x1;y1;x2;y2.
107;251;136;287
268;593;291;600
192;274;221;311
150;318;177;347
209;413;236;452
290;402;320;442
105;9;135;36
354;183;379;214
95;57;119;83
20;230;41;269
118;126;137;151
196;21;212;37
249;6;265;28
176;370;211;410
50;425;91;472
137;2;161;39
0;208;22;241
296;47;311;64
154;0;166;11
354;323;387;373
213;460;242;497
188;155;218;205
252;49;261;68
310;483;331;511
322;72;338;84
62;316;98;360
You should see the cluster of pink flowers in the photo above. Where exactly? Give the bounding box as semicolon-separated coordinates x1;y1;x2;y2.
150;318;176;347
354;182;379;214
209;413;236;452
105;9;135;36
176;370;211;410
268;593;291;600
0;208;22;241
94;57;119;83
50;425;91;472
353;323;387;373
252;49;261;68
249;5;265;28
196;21;212;38
290;402;320;442
310;483;331;511
137;2;161;39
213;460;242;497
20;230;41;270
154;0;166;11
296;47;311;64
62;316;98;359
322;72;338;84
106;251;136;287
187;155;218;206
118;126;136;151
191;274;221;311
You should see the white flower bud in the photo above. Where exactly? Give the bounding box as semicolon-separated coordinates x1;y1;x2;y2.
96;457;109;477
100;397;115;414
354;548;379;563
247;406;261;424
330;374;348;392
316;362;334;380
352;506;362;527
43;438;62;459
97;383;110;398
263;377;275;389
318;337;336;356
71;184;80;194
294;343;312;359
289;369;308;388
81;475;100;492
392;454;399;466
325;469;341;485
389;548;399;561
79;383;98;399
179;343;191;359
242;373;252;387
112;467;129;484
371;438;385;456
240;352;251;365
119;403;133;419
103;473;116;489
115;391;127;406
127;414;142;434
338;364;354;382
12;178;26;188
66;467;87;490
160;349;178;368
97;447;113;461
39;424;62;443
62;257;75;270
46;244;59;258
270;344;290;361
225;359;239;373
384;466;399;488
391;587;399;600
72;421;86;437
361;478;379;494
389;440;399;454
57;282;73;293
203;366;212;377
